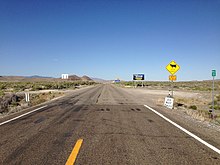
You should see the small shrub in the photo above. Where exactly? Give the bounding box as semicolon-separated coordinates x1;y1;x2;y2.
0;90;5;96
217;94;220;101
50;94;55;99
216;115;220;124
209;105;220;110
189;105;197;110
208;100;218;105
11;101;19;107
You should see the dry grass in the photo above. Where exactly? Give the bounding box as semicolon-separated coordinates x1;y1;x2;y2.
1;92;64;115
30;92;63;106
173;93;220;122
120;80;220;92
131;80;220;123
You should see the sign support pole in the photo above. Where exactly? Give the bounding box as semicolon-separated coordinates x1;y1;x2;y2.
166;60;180;98
171;80;174;97
165;60;180;109
212;75;215;118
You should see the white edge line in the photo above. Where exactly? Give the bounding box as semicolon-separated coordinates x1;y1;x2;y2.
144;104;220;155
0;105;48;126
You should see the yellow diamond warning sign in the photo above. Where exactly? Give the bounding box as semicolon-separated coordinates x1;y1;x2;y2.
166;60;180;75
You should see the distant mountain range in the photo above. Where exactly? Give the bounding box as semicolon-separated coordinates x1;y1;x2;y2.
26;75;53;78
0;75;97;82
68;75;93;81
91;77;109;82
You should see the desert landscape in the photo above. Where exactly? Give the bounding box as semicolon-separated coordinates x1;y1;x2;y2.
1;77;220;125
118;80;220;125
0;75;96;116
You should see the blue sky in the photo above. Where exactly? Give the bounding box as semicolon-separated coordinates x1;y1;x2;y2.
0;0;220;81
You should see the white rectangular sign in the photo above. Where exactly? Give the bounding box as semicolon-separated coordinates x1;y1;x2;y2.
164;97;174;109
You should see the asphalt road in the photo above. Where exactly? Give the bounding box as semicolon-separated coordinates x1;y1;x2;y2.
0;84;220;165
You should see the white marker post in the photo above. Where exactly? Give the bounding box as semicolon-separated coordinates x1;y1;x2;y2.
25;93;30;103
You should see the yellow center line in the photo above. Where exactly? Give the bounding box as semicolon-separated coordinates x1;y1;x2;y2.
65;139;83;165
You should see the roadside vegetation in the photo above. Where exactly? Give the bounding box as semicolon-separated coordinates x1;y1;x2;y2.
118;80;220;92
0;92;64;115
116;80;220;124
0;81;96;115
174;94;220;121
0;81;96;93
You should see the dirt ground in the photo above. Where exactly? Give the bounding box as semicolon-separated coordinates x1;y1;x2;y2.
122;86;220;127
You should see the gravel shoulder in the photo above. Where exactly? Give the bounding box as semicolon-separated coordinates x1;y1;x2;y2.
120;87;220;149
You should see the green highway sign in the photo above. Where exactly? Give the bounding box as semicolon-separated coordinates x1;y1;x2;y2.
212;70;216;77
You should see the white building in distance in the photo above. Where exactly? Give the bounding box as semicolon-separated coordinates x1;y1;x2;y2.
61;74;69;79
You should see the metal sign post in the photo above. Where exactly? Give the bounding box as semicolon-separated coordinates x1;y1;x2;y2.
171;80;174;97
166;61;180;98
165;60;180;109
169;75;177;97
211;70;216;118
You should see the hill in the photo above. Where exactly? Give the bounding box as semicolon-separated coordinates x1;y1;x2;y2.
81;75;93;81
68;75;81;81
0;75;94;82
26;75;53;78
91;77;108;83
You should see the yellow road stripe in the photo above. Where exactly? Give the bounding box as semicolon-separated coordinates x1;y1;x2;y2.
65;139;83;165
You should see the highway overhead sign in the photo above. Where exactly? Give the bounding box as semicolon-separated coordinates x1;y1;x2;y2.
166;60;180;75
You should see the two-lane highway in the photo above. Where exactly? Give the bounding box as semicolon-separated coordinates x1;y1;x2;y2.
0;84;219;164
